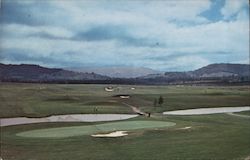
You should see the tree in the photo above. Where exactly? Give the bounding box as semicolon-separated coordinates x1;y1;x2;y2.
153;98;158;107
158;96;164;106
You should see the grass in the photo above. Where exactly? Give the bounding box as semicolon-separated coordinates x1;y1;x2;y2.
1;83;250;118
1;83;250;160
16;120;176;138
237;110;250;116
2;114;250;160
0;83;134;117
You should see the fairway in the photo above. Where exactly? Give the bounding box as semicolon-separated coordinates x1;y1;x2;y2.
17;121;176;138
1;83;250;118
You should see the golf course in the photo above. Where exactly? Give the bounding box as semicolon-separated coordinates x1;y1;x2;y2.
1;0;250;159
1;83;250;160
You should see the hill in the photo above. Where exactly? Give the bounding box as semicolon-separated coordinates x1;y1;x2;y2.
67;66;161;78
138;63;250;84
0;63;249;84
0;63;110;82
193;63;250;77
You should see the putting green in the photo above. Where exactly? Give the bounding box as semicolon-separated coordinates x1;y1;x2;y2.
16;121;176;138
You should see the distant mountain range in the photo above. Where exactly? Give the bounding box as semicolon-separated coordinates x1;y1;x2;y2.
0;63;109;82
142;63;250;79
0;63;249;84
67;66;161;78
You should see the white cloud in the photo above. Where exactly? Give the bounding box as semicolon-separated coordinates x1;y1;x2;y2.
1;18;248;70
174;55;210;70
221;0;249;19
1;0;249;70
2;24;74;38
43;0;211;31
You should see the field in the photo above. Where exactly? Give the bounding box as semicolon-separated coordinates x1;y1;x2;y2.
1;83;250;160
1;83;250;118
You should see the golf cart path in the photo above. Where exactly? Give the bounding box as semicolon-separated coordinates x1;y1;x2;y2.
163;106;250;115
122;102;146;115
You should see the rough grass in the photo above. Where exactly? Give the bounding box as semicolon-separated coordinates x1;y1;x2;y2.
1;83;249;118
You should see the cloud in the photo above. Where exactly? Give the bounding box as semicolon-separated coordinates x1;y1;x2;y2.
1;24;74;39
1;1;59;26
0;0;249;71
71;25;162;48
221;0;249;19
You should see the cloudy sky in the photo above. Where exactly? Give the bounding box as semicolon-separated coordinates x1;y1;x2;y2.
0;0;249;71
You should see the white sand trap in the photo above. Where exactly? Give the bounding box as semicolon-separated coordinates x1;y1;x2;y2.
105;87;114;92
91;131;128;138
163;106;250;115
0;114;138;127
120;96;130;99
178;126;192;130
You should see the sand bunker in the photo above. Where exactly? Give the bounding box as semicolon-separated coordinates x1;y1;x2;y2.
0;114;138;127
91;131;128;137
178;126;192;130
163;106;250;115
105;87;114;92
120;96;130;99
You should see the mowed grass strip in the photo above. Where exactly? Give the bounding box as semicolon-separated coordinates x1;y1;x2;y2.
16;121;176;138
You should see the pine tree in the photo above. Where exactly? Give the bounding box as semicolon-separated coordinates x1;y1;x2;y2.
158;96;164;106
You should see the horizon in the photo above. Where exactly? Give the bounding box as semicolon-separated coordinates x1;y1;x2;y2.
0;0;249;71
1;62;249;73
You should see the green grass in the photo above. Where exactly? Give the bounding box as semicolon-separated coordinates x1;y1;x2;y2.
1;83;250;160
2;114;250;160
237;110;250;116
1;83;250;118
16;120;176;138
0;83;134;117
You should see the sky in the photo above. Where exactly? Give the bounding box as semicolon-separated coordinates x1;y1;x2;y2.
0;0;249;71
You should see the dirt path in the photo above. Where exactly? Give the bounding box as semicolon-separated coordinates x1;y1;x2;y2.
122;102;147;116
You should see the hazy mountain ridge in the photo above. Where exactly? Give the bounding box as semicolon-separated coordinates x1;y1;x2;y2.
0;63;249;84
140;63;250;79
193;63;250;77
0;63;109;82
67;66;162;78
